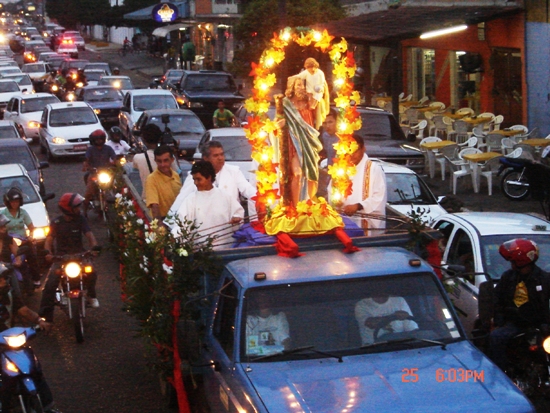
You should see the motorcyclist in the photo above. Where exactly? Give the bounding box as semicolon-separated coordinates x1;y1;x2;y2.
113;67;120;75
0;264;60;413
1;187;41;292
489;238;550;371
82;129;116;217
106;126;131;156
76;68;87;87
38;193;100;323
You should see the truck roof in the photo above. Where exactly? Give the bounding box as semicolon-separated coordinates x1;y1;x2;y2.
226;247;433;288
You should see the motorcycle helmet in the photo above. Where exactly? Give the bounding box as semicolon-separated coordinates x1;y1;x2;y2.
58;192;84;216
89;129;106;146
109;126;123;143
499;238;539;268
3;187;23;207
0;214;10;228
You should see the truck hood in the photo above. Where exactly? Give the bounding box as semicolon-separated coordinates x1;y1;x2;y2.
243;341;532;412
173;131;203;150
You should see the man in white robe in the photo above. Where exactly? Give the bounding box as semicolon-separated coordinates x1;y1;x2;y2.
169;140;256;219
328;134;387;232
172;160;244;250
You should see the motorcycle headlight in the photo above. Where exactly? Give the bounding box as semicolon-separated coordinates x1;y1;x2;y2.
51;84;58;92
52;137;66;144
28;120;40;129
118;157;126;166
98;171;112;185
33;226;50;240
64;262;81;278
66;93;75;102
94;108;101;115
5;333;26;348
543;336;550;354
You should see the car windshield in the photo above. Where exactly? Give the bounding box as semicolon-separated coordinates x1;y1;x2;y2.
84;72;105;81
185;74;237;92
49;107;97;126
241;273;462;361
23;64;45;73
6;75;31;85
85;63;109;72
480;234;550;281
83;88;122;102
0;82;19;92
0;176;40;204
68;61;88;69
21;96;59;113
386;172;437;205
0;148;35;171
357;111;406;142
0;126;18;139
147;114;204;134
133;95;177;111
99;78;133;90
0;69;21;76
212;134;251;161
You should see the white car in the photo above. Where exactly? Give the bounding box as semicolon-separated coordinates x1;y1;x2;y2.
118;89;178;140
22;63;47;80
0;163;53;244
38;101;105;160
0;80;25;114
380;161;447;223
0;66;22;76
434;212;550;336
56;42;78;58
4;93;60;141
97;75;134;94
1;73;34;93
83;69;108;86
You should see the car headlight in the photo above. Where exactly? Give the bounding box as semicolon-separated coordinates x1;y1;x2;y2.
94;109;101;115
113;81;121;89
33;226;50;240
64;262;81;278
98;171;112;185
5;333;26;348
28;120;40;129
543;336;550;354
188;102;204;108
52;137;66;144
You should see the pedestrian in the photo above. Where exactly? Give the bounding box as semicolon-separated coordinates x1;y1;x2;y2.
145;145;182;220
181;35;195;70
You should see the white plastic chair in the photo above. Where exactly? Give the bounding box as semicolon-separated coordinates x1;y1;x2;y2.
435;143;459;181
485;134;504;153
479;156;502;196
418;96;429;105
403;108;419;126
410;119;428;139
458;137;478;148
513;143;536;160
489;114;503;131
445;151;474;194
420;136;442;178
398;92;405;101
432;115;450;138
501;138;516;155
505;147;523;158
456;107;475;117
472;126;488;150
429;101;446;113
449;120;469;144
509;124;528;134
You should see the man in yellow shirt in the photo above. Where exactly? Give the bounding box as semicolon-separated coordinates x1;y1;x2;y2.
145;145;182;220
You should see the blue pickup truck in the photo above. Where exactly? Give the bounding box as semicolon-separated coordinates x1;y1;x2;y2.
194;246;534;412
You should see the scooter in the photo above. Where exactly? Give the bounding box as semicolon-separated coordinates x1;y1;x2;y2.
0;324;47;412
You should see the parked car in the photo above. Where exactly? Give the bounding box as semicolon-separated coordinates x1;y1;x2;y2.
380;160;447;223
38;101;105;160
132;108;205;159
76;85;124;127
434;212;550;336
0;163;53;244
167;70;245;129
193;127;252;178
0;138;49;195
97;75;134;94
4;93;60;141
197;247;535;412
118;89;178;140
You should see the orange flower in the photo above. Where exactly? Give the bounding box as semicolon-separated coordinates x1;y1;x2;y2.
314;29;334;52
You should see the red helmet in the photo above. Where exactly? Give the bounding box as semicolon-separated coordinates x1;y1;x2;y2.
89;129;106;146
59;193;84;216
499;238;539;268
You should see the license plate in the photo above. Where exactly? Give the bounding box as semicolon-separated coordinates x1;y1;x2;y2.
73;144;88;151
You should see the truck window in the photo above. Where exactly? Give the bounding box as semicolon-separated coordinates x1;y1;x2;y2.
213;279;238;358
447;228;474;274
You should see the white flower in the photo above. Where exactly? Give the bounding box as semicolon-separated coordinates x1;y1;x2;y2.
162;263;173;274
137;218;144;226
176;248;188;257
115;193;122;198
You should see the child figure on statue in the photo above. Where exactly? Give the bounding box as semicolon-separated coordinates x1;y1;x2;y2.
296;58;330;129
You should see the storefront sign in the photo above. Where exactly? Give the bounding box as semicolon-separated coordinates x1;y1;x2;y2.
151;3;178;23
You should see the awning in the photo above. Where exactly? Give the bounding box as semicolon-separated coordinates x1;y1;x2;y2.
124;1;189;21
152;23;193;37
322;4;523;43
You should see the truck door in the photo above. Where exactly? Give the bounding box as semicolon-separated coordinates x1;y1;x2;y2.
202;278;245;412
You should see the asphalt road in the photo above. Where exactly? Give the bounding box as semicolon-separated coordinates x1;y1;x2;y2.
18;48;550;413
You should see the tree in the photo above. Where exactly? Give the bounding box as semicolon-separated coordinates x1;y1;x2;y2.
233;0;345;76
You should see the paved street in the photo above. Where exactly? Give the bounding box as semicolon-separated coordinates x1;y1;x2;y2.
16;46;548;412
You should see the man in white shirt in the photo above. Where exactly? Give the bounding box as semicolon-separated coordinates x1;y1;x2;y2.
169;140;257;218
328;134;387;232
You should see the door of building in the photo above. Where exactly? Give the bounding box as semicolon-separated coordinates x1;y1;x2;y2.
491;48;522;127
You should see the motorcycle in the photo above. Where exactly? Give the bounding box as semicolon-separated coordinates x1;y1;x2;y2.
506;327;550;397
51;249;100;343
499;157;531;200
0;324;47;412
86;168;114;222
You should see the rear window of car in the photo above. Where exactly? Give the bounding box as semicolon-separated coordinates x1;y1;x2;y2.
0;82;19;92
184;74;237;92
147;114;204;134
133;95;177;111
83;88;122;102
98;78;133;90
0;147;35;171
357;111;406;142
0;175;40;204
23;64;46;73
0;126;18;139
21;96;59;113
49;107;97;126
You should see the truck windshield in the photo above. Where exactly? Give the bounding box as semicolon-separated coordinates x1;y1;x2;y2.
241;273;462;361
185;75;237;92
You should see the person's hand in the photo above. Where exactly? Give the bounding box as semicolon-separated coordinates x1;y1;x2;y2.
343;203;360;216
393;310;411;320
38;318;52;333
45;254;53;263
229;217;242;225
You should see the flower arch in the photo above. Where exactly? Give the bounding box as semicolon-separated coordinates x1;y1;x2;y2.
243;27;362;212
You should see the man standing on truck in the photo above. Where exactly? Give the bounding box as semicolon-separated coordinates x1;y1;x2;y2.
145;145;182;220
168;140;256;218
328;134;387;232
